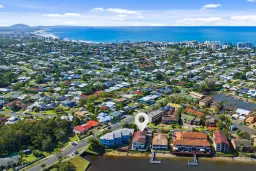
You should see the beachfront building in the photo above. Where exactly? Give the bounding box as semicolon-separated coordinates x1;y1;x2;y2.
213;130;229;152
152;133;169;150
131;131;147;150
231;139;253;152
172;131;211;155
100;128;134;147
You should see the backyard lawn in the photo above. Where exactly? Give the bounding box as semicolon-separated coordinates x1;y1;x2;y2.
23;154;37;162
68;156;90;171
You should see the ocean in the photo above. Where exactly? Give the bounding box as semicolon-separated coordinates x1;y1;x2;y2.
46;26;256;43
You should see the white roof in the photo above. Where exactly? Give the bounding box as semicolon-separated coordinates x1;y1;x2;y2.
236;108;251;115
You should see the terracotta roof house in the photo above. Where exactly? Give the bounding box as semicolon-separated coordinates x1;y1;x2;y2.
152;133;169;150
213;130;229;152
185;108;204;117
73;120;100;134
172;139;211;155
131;131;147;150
245;115;256;124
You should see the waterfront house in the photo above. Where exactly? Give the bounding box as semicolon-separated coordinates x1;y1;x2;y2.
100;128;134;147
231;139;253;152
172;139;211;154
213;130;229;152
147;110;164;123
152;133;169;150
131;131;147;150
73;120;100;134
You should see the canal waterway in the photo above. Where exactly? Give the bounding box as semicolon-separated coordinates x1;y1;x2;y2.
211;94;256;111
85;155;256;171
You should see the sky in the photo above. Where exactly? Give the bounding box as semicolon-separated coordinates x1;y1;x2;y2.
1;0;256;26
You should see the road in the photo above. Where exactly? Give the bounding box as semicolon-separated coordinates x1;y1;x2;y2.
26;115;135;171
0;111;57;118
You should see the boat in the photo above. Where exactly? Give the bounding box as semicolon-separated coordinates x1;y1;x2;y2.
188;153;199;166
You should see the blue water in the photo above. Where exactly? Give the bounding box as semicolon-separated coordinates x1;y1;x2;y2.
47;26;256;43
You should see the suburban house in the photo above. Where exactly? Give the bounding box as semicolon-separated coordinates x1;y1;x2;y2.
205;115;218;127
189;92;205;99
162;115;178;124
232;108;251;120
73;120;100;134
131;131;147;150
199;96;213;108
148;110;164;123
245;115;256;125
181;114;195;124
185;108;204;117
100;128;134;147
61;100;76;108
231;139;253;152
213;130;229;152
152;133;169;150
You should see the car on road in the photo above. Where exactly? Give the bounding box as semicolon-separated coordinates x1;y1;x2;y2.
71;142;77;146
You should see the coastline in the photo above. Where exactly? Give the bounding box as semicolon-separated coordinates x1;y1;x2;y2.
33;29;59;39
103;151;256;164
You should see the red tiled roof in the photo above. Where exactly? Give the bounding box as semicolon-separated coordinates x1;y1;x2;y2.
134;91;143;95
185;108;204;117
173;139;210;147
73;120;100;133
80;94;88;99
213;130;229;145
132;131;147;144
94;90;104;96
182;132;208;140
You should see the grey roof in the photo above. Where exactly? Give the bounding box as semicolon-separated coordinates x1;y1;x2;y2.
100;128;134;140
148;110;163;118
232;139;252;148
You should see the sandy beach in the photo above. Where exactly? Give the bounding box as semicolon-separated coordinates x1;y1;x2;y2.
34;29;59;39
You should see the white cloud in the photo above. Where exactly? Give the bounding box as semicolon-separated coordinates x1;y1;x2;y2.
231;15;256;20
186;17;222;22
0;4;5;8
106;8;138;14
45;14;62;17
91;8;104;12
247;0;256;2
45;13;80;17
201;4;222;10
63;13;80;17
